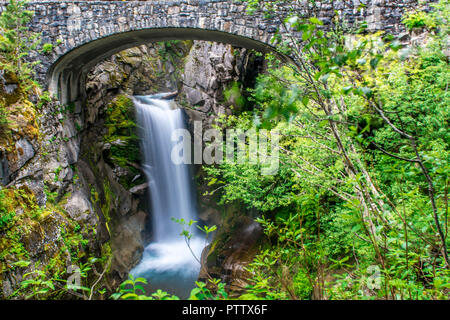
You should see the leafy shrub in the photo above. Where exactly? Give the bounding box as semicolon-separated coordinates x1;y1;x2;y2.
402;11;436;30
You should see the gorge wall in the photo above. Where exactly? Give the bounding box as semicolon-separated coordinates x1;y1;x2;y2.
0;39;265;298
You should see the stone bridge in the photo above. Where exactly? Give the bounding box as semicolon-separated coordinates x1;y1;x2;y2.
0;0;417;104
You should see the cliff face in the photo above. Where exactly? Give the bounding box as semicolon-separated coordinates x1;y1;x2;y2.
0;40;265;298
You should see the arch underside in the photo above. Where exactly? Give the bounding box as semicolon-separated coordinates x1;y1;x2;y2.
48;27;288;104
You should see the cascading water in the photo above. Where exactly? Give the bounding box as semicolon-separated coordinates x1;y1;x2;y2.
130;94;205;298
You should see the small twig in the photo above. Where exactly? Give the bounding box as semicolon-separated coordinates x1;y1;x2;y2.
88;257;112;300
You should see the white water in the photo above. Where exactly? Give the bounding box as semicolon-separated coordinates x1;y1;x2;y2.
130;94;204;298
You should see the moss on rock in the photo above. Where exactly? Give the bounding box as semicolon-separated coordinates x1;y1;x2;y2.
0;184;103;298
103;94;143;189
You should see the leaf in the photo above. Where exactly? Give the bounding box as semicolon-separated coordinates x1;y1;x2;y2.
370;56;382;69
320;73;330;82
309;17;323;25
135;277;148;285
13;260;31;268
121;293;138;300
189;287;201;298
342;86;353;94
67;284;91;292
122;279;134;286
361;87;373;97
301;96;309;106
208;178;217;186
110;292;123;300
302;31;311;41
188;219;197;227
134;285;146;293
389;40;402;51
357;58;366;65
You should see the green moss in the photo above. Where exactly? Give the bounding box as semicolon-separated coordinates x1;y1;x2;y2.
103;95;142;189
0;187;66;274
90;182;112;236
53;165;62;182
101;180;115;234
0;69;23;106
0;182;100;297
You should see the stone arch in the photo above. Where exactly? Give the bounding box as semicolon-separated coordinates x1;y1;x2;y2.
47;27;288;104
0;0;416;103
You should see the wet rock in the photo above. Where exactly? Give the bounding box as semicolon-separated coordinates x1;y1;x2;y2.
64;138;80;165
160;91;178;100
129;182;149;195
184;86;205;106
110;210;147;278
199;212;265;296
16;139;34;171
198;207;221;227
22;213;66;258
0;150;10;185
64;189;98;227
18;177;47;207
2;278;12;297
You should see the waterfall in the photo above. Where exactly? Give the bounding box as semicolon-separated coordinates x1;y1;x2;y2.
130;94;204;298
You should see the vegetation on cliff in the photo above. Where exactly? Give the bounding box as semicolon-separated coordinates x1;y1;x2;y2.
1;0;112;299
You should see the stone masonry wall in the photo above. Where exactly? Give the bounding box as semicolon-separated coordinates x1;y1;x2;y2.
0;0;420;96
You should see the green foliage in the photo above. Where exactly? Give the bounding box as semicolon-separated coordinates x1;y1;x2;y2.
110;274;227;301
206;0;450;300
189;279;228;300
19;262;56;299
40;43;53;54
0;0;41;91
0;102;8;131
197;224;217;236
293;269;313;299
224;81;246;109
110;274;180;300
171;217;197;240
15;256;110;300
402;11;435;30
0;0;52;136
110;274;152;300
204;113;296;212
0;188;15;230
241;208;320;300
0;182;111;299
171;217;219;279
53;165;62;182
401;0;448;32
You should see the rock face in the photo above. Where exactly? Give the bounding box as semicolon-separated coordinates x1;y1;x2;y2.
199;212;265;296
182;42;251;115
9;138;34;173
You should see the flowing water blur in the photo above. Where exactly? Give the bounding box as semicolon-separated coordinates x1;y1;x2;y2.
130;94;204;298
